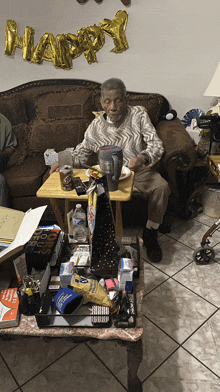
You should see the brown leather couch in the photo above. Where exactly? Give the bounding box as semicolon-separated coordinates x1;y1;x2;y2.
1;79;197;221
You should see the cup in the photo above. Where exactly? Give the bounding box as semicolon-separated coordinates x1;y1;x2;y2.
98;145;123;191
58;150;73;191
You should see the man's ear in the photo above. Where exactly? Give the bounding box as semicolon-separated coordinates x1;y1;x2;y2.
100;96;104;109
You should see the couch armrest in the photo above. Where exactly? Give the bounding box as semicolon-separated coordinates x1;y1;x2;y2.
156;118;197;171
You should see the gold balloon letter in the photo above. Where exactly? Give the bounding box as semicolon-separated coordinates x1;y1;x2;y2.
100;10;128;53
31;33;60;67
22;26;34;61
4;20;22;56
56;34;73;69
78;25;105;64
4;20;34;61
65;33;83;59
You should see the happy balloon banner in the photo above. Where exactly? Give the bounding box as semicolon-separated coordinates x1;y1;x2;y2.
76;0;130;4
4;10;128;70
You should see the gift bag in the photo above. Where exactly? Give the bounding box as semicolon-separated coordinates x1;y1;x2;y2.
87;175;119;277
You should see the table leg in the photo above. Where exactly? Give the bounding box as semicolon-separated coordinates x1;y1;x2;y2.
115;201;123;239
49;198;66;233
127;339;143;392
65;199;70;228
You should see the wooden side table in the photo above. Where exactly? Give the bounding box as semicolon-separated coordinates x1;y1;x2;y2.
37;169;134;238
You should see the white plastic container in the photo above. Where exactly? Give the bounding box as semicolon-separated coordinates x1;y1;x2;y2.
118;258;134;293
202;185;220;218
71;204;87;243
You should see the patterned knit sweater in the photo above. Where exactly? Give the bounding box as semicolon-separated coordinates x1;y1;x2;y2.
72;106;164;167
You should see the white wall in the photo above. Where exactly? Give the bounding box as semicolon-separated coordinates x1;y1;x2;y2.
1;0;220;119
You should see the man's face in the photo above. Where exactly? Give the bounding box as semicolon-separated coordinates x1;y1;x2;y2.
100;88;127;125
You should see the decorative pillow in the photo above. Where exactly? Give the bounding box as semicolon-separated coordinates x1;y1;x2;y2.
7;123;29;167
28;119;88;153
0;94;29;125
35;88;96;122
127;93;169;126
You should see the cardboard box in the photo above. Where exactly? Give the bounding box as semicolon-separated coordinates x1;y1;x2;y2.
118;258;134;293
44;149;58;166
0;206;47;264
59;261;74;287
0;206;25;242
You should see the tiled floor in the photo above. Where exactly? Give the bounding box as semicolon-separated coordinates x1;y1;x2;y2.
1;211;220;391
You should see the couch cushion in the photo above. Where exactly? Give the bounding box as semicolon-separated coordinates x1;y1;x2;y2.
7;123;29;167
28;119;88;153
35;88;95;122
0;94;29;125
4;156;47;197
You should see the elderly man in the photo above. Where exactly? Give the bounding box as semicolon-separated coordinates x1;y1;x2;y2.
50;78;170;262
0;114;17;207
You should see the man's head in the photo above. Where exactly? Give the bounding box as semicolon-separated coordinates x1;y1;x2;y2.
100;78;127;125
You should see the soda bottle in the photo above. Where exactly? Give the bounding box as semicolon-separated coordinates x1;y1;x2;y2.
72;204;87;243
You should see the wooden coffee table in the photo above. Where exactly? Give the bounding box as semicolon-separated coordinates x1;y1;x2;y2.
37;169;134;238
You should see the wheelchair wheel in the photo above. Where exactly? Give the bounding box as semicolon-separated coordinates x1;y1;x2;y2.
193;246;215;264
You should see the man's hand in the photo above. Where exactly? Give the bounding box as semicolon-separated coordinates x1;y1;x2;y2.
128;156;146;172
49;162;60;175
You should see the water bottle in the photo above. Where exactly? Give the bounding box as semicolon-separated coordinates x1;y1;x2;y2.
72;204;87;243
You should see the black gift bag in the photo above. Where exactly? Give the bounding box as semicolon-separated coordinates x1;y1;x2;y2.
87;175;120;277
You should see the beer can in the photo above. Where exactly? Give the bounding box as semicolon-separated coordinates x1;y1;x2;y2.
59;165;73;191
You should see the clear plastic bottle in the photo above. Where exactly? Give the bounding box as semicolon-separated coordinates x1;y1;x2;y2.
72;204;87;243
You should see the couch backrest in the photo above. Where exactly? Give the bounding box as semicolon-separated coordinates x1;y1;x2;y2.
0;79;170;155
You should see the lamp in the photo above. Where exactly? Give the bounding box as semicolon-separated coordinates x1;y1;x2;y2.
204;62;220;114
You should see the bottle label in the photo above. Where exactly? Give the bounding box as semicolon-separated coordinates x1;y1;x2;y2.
72;218;86;226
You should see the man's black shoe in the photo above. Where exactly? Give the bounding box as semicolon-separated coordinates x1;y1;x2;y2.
158;223;171;234
142;227;162;263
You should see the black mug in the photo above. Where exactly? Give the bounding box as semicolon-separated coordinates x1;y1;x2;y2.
98;145;123;191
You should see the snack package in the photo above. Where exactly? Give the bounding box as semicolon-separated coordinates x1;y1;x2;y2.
71;274;112;309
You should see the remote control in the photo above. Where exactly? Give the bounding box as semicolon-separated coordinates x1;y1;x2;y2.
72;177;87;195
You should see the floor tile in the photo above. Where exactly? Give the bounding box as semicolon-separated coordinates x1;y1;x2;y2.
167;219;220;250
212;241;220;263
194;212;217;227
0;355;18;392
86;339;128;388
87;317;178;385
174;261;220;307
138;317;178;381
183;310;220;377
0;336;77;385
21;343;125;392
143;261;169;295
142;347;220;392
142;279;216;344
142;235;194;276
